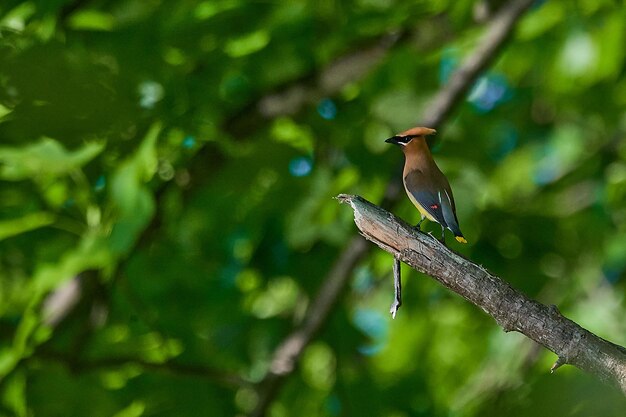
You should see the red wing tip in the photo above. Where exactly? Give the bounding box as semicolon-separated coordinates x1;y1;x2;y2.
455;236;467;244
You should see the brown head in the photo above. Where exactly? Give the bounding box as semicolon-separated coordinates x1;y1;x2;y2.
385;126;436;154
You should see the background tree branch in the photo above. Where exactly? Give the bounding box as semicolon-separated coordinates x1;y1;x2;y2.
338;194;626;394
250;0;536;415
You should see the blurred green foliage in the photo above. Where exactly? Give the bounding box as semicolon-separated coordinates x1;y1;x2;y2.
1;0;626;416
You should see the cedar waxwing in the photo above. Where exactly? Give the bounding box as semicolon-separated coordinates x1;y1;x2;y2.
386;127;467;244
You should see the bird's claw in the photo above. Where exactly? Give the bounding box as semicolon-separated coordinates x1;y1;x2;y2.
390;299;401;319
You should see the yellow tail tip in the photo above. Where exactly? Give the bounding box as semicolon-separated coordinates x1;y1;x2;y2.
455;236;467;244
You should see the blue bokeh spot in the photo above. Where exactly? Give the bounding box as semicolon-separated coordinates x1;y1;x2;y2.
353;308;388;355
289;156;313;177
468;74;512;113
439;49;458;85
95;175;106;192
183;135;196;149
317;98;337;120
326;395;342;416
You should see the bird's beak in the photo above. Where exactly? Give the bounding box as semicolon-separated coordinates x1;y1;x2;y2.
385;136;401;145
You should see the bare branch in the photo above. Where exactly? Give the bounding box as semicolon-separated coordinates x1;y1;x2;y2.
258;32;406;119
225;32;410;136
338;194;626;394
250;1;537;415
251;237;369;416
421;0;536;128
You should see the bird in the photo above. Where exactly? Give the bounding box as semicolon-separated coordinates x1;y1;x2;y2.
385;126;467;244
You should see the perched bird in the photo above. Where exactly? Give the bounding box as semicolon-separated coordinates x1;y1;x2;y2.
385;127;467;244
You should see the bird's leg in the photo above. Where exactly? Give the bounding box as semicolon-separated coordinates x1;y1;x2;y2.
414;216;425;232
439;226;447;245
390;257;402;319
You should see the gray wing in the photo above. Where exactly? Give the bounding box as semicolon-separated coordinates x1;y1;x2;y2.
440;188;462;236
404;170;449;227
404;170;462;235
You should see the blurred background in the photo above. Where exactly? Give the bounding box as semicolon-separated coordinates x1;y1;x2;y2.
1;0;626;416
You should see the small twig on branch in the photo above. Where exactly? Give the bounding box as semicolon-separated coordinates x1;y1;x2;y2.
250;1;536;415
338;194;626;394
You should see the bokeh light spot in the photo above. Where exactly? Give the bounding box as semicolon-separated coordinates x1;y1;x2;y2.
560;31;596;76
326;395;342;416
468;74;511;112
301;342;336;390
138;81;164;109
317;98;337;120
158;160;175;181
289;156;312;177
95;175;106;192
439;49;458;84
353;308;388;355
182;135;196;149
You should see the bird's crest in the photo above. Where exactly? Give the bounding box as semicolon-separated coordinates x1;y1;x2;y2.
397;126;437;137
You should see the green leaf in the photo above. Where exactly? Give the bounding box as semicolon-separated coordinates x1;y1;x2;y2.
0;231;112;378
67;10;115;31
270;117;314;154
0;139;104;181
0;370;26;417
112;401;146;417
0;103;12;120
108;123;161;255
517;1;564;40
0;2;36;31
0;212;56;241
224;30;271;57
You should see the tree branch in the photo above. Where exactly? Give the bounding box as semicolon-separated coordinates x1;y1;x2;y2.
338;194;626;394
225;32;409;136
250;1;536;415
251;237;369;416
420;0;536;129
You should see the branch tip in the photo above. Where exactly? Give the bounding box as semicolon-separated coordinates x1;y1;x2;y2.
336;194;355;204
550;356;566;373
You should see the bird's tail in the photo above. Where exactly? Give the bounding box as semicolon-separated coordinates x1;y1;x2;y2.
446;223;467;244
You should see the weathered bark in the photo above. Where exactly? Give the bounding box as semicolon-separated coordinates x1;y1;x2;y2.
338;194;626;394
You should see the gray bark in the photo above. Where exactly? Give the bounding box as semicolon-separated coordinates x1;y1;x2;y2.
338;194;626;395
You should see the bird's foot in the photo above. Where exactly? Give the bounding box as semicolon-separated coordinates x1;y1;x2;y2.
439;228;447;246
428;231;446;246
390;299;402;319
